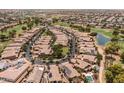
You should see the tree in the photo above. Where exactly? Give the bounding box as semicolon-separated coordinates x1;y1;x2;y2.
12;29;17;34
52;18;58;23
0;34;7;42
45;30;53;36
34;17;40;26
0;28;5;33
111;27;120;43
105;64;124;83
9;30;16;38
78;26;85;32
26;17;31;23
112;28;119;36
105;70;114;83
90;32;97;36
85;24;91;32
120;51;124;63
113;74;124;83
111;36;119;42
105;42;120;57
120;29;124;34
22;26;27;31
25;17;34;30
52;44;63;58
27;22;34;30
96;53;103;65
108;64;123;77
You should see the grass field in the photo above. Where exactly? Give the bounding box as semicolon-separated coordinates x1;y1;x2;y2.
62;47;69;56
0;24;27;55
0;41;12;55
118;42;124;51
92;27;124;52
91;27;113;38
0;24;27;37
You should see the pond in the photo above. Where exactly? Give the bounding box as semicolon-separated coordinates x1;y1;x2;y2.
96;33;110;46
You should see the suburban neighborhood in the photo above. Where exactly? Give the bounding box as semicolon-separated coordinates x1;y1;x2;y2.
0;9;124;83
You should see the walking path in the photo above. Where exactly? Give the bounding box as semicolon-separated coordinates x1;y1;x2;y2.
94;37;105;83
97;46;105;83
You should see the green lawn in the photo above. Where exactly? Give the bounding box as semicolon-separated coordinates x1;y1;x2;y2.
0;24;27;55
91;27;124;51
118;42;124;51
14;24;27;37
0;24;27;37
91;28;113;38
0;41;11;55
62;47;69;56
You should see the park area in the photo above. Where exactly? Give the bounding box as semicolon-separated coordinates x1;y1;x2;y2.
91;27;124;50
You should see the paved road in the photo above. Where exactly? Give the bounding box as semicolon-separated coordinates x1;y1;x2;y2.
25;28;45;61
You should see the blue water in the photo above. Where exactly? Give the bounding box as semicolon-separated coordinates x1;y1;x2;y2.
96;33;110;46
